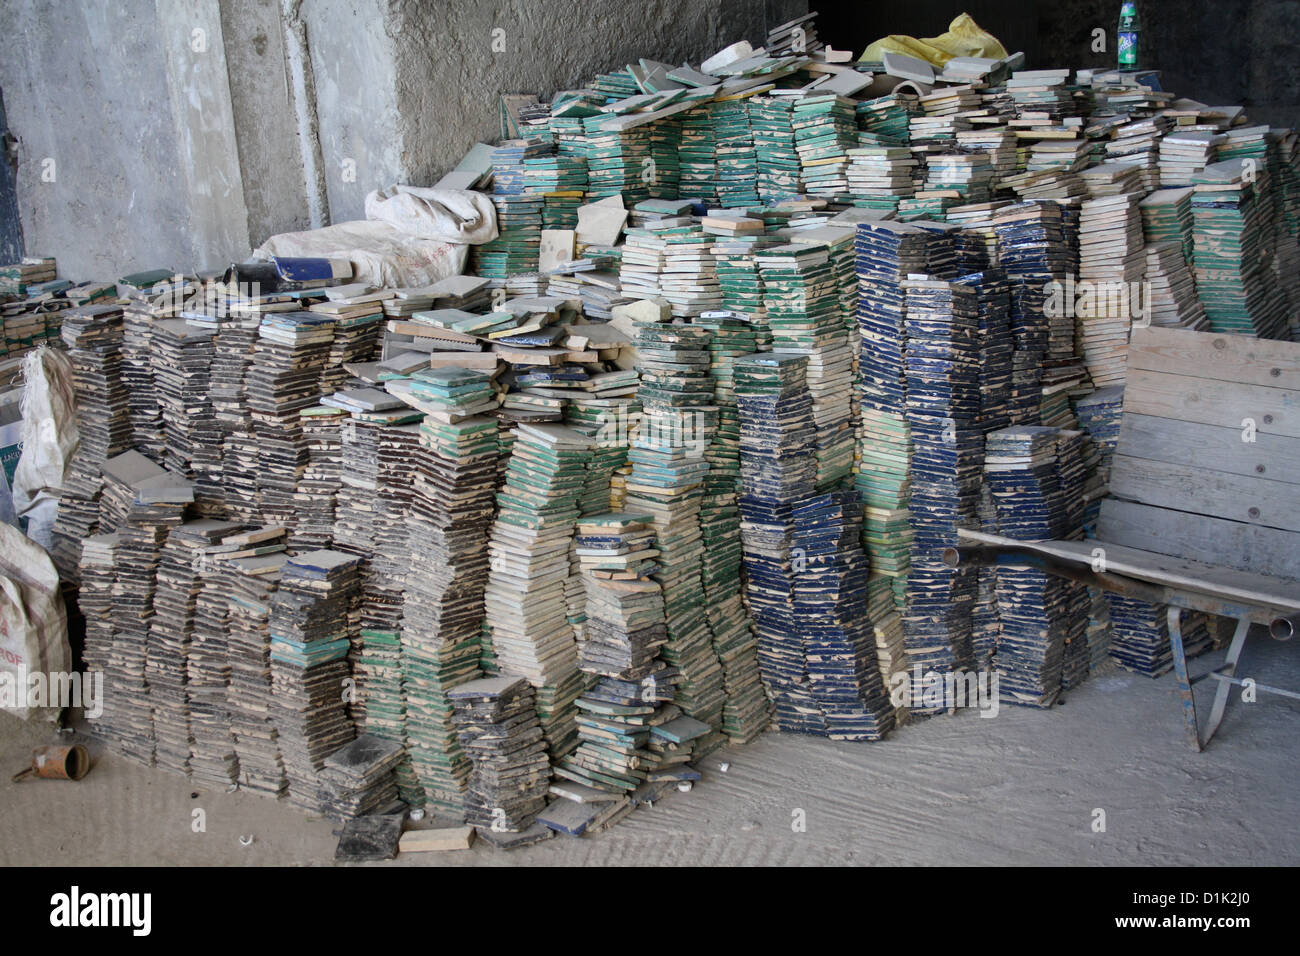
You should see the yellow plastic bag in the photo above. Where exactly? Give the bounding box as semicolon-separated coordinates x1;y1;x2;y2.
860;13;1008;68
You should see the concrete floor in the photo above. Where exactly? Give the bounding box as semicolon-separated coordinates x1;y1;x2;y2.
3;635;1296;867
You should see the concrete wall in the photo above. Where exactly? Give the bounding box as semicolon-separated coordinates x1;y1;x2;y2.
0;0;807;280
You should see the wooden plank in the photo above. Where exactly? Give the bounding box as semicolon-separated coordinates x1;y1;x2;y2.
956;528;1300;612
1110;454;1300;533
1117;414;1300;486
1123;367;1300;440
1098;498;1300;580
398;825;475;852
1129;326;1300;391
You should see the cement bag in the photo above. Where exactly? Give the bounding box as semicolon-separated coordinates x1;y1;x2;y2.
0;520;70;720
12;347;78;549
254;219;470;289
365;185;499;244
861;13;1007;67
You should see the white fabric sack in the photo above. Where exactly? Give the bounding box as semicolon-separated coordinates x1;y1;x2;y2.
0;520;70;720
364;184;499;244
254;219;470;289
13;347;78;549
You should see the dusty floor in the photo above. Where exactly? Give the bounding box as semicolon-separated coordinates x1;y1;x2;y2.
3;634;1295;867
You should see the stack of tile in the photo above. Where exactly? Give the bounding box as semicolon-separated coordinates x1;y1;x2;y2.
245;312;335;532
1159;130;1223;187
269;550;361;812
857;91;918;142
1144;240;1208;328
585;115;654;206
1077;193;1146;386
557;513;678;793
148;519;242;776
696;317;770;744
398;372;502;807
484;422;593;758
961;269;1014;433
1109;598;1213;677
80;533;120;734
51;304;131;577
624;320;726;748
792;95;856;198
749;96;803;200
756;242;855;488
900;279;982;706
152;319;221;514
105;488;192;765
678;105;719;204
121;303;164;460
956;128;1018;188
211;309;261;522
318;734;404;821
1190;160;1290;337
189;546;241;787
713;237;772;346
660;225;721;317
983;426;1071;707
223;552;289;797
1103;115;1169;192
925;152;994;203
450;676;551;834
991;202;1067;422
472;194;543;278
854;222;929;610
1139;187;1196;267
734;352;819;729
1073;385;1125;486
293;406;346;549
846;145;917;205
713;97;760;206
790;489;896;740
619;222;672;302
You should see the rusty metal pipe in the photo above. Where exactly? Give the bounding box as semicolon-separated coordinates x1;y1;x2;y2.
12;744;91;782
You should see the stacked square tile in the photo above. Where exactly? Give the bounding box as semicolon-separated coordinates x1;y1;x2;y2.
401;370;502;815
51;304;131;577
624;320;727;751
899;279;983;709
151;319;222;515
790;489;896;740
148;519;242;776
245;312;335;534
1077;192;1146;387
484;423;594;759
557;514;679;792
224;553;290;797
269;550;361;813
734;352;819;730
990;202;1068;422
755;242;855;488
696;316;771;744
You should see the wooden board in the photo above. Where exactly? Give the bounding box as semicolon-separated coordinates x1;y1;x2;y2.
1098;498;1300;581
1128;326;1300;391
1109;454;1300;533
957;529;1300;612
398;825;475;852
1123;367;1300;440
1117;414;1300;486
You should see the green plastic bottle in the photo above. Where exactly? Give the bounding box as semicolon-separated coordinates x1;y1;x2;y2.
1118;2;1140;70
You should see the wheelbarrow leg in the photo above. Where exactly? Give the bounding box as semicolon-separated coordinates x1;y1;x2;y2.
1167;606;1202;752
1201;617;1250;748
